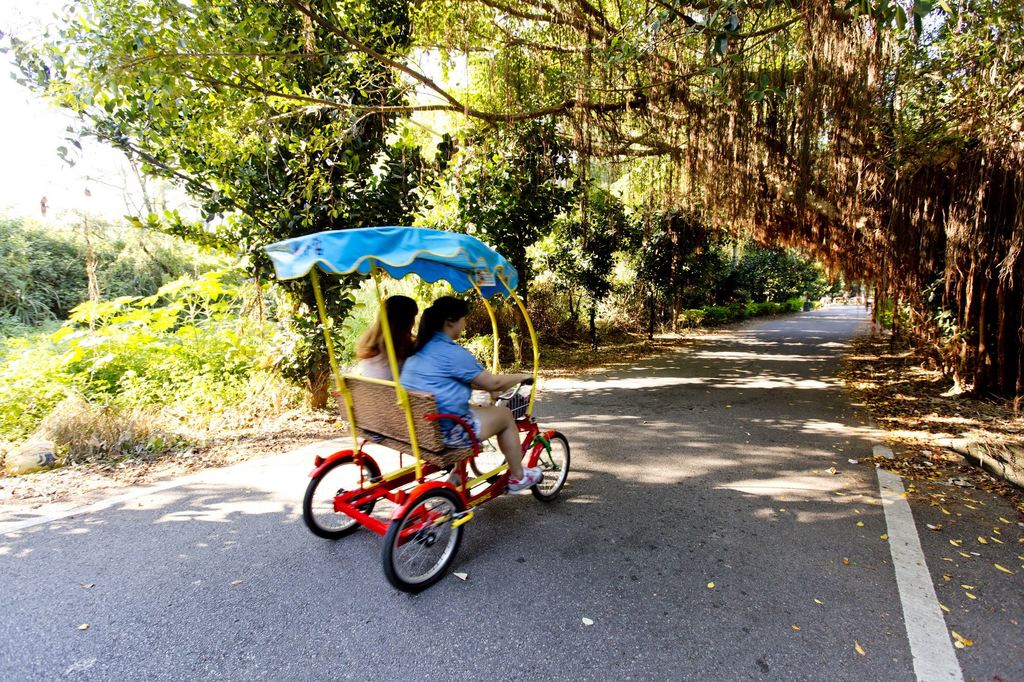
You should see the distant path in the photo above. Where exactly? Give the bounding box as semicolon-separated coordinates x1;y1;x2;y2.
2;304;1021;681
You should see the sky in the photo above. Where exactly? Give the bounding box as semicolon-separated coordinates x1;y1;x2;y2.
0;0;159;222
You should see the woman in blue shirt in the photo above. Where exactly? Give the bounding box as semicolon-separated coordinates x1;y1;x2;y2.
400;296;542;492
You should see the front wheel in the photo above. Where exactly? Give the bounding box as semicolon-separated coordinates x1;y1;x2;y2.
382;487;464;592
531;432;570;502
303;455;381;540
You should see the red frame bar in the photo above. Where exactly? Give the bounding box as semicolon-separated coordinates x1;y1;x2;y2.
317;416;547;536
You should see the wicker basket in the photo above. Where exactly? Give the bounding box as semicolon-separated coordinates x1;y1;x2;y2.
335;377;473;468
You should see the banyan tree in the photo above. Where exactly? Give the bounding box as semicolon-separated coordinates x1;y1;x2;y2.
396;0;1022;406
13;0;1023;405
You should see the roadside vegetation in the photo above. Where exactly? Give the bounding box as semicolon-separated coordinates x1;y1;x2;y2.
0;211;830;475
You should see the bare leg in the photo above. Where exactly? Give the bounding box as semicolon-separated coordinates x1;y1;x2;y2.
474;405;524;479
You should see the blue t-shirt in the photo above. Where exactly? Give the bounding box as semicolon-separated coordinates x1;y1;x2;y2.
400;332;484;417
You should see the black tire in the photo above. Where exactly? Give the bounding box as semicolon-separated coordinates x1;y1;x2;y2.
382;487;464;592
531;432;570;502
303;455;381;540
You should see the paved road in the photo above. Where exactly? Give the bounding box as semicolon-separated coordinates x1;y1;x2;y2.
2;304;1021;681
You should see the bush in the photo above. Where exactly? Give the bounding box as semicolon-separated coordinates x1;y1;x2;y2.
0;214;225;330
0;267;292;450
39;395;182;465
678;309;706;328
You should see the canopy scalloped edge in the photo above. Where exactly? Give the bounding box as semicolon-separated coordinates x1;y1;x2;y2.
262;226;519;298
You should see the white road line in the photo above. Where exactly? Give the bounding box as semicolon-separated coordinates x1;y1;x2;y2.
874;444;964;682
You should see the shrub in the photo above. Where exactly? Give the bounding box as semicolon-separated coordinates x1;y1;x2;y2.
678;309;706;328
38;395;182;465
0;268;284;450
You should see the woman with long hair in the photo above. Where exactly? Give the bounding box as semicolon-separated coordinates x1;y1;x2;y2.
400;296;542;492
355;295;418;380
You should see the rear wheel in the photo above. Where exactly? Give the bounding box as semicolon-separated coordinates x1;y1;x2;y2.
382;487;464;592
531;432;570;502
303;455;381;539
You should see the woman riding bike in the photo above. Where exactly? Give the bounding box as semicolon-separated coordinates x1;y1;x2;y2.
400;296;542;492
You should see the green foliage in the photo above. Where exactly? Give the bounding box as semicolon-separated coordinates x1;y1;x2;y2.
725;245;830;304
0;216;86;328
677;297;809;329
548;188;629;304
10;0;432;401
0;213;225;334
424;120;575;292
0;267;276;444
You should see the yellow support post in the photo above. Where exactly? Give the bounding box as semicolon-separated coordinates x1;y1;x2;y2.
370;263;425;480
498;274;539;416
472;281;500;373
310;268;359;453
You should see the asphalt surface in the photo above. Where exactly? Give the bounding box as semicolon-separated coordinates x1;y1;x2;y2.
2;304;1021;681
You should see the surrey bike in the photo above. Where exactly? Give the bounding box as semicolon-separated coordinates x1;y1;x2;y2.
263;227;570;592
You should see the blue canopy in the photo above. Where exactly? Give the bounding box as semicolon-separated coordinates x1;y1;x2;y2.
262;227;519;298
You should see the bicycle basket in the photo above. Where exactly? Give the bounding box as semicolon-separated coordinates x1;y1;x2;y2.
497;386;530;419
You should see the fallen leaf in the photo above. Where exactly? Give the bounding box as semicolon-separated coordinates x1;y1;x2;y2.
814;598;824;605
454;572;468;581
939;603;950;613
80;583;95;589
977;536;988;545
943;574;952;582
998;517;1011;524
880;534;889;541
950;631;973;648
941;508;951;515
856;521;865;527
949;539;963;547
582;617;594;626
926;524;942;531
990;537;1004;544
707;582;715;589
994;563;1014;575
960;584;975;589
78;624;89;631
965;592;976;600
854;641;866;656
230;579;243;586
842;558;850;566
827;467;839;475
957;551;972;558
791;625;801;631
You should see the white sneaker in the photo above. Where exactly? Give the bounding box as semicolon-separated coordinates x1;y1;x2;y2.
507;466;543;493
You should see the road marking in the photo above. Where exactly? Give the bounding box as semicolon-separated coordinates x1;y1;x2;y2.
873;444;964;682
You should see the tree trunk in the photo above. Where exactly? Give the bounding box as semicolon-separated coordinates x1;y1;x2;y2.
306;360;331;410
648;287;655;340
589;300;598;350
974;274;990;394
